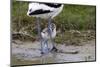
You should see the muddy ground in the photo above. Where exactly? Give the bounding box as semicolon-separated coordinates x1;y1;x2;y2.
11;39;96;66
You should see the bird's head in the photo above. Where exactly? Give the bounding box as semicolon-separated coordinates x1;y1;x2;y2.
50;23;56;31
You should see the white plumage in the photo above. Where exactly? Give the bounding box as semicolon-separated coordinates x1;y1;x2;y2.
27;2;64;19
41;23;56;40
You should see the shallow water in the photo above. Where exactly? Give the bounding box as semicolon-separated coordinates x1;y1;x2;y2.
11;40;95;66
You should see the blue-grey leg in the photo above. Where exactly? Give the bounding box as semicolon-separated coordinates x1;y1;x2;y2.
42;39;49;54
45;40;49;50
36;18;43;54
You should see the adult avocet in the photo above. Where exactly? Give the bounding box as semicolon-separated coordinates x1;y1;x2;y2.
27;2;64;19
27;2;64;54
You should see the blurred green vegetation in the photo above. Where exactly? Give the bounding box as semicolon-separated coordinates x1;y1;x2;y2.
12;1;96;43
12;1;96;30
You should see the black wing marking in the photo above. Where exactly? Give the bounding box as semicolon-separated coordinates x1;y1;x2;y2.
29;9;52;15
40;3;62;8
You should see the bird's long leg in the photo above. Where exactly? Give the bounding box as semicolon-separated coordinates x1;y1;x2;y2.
42;39;49;53
48;18;57;52
36;17;43;54
45;39;49;51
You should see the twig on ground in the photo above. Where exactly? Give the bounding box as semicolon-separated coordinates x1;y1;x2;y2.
12;31;35;39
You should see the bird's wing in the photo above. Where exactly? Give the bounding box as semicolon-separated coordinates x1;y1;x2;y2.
29;3;55;11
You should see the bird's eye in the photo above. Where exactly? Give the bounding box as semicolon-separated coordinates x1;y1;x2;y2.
43;32;45;33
